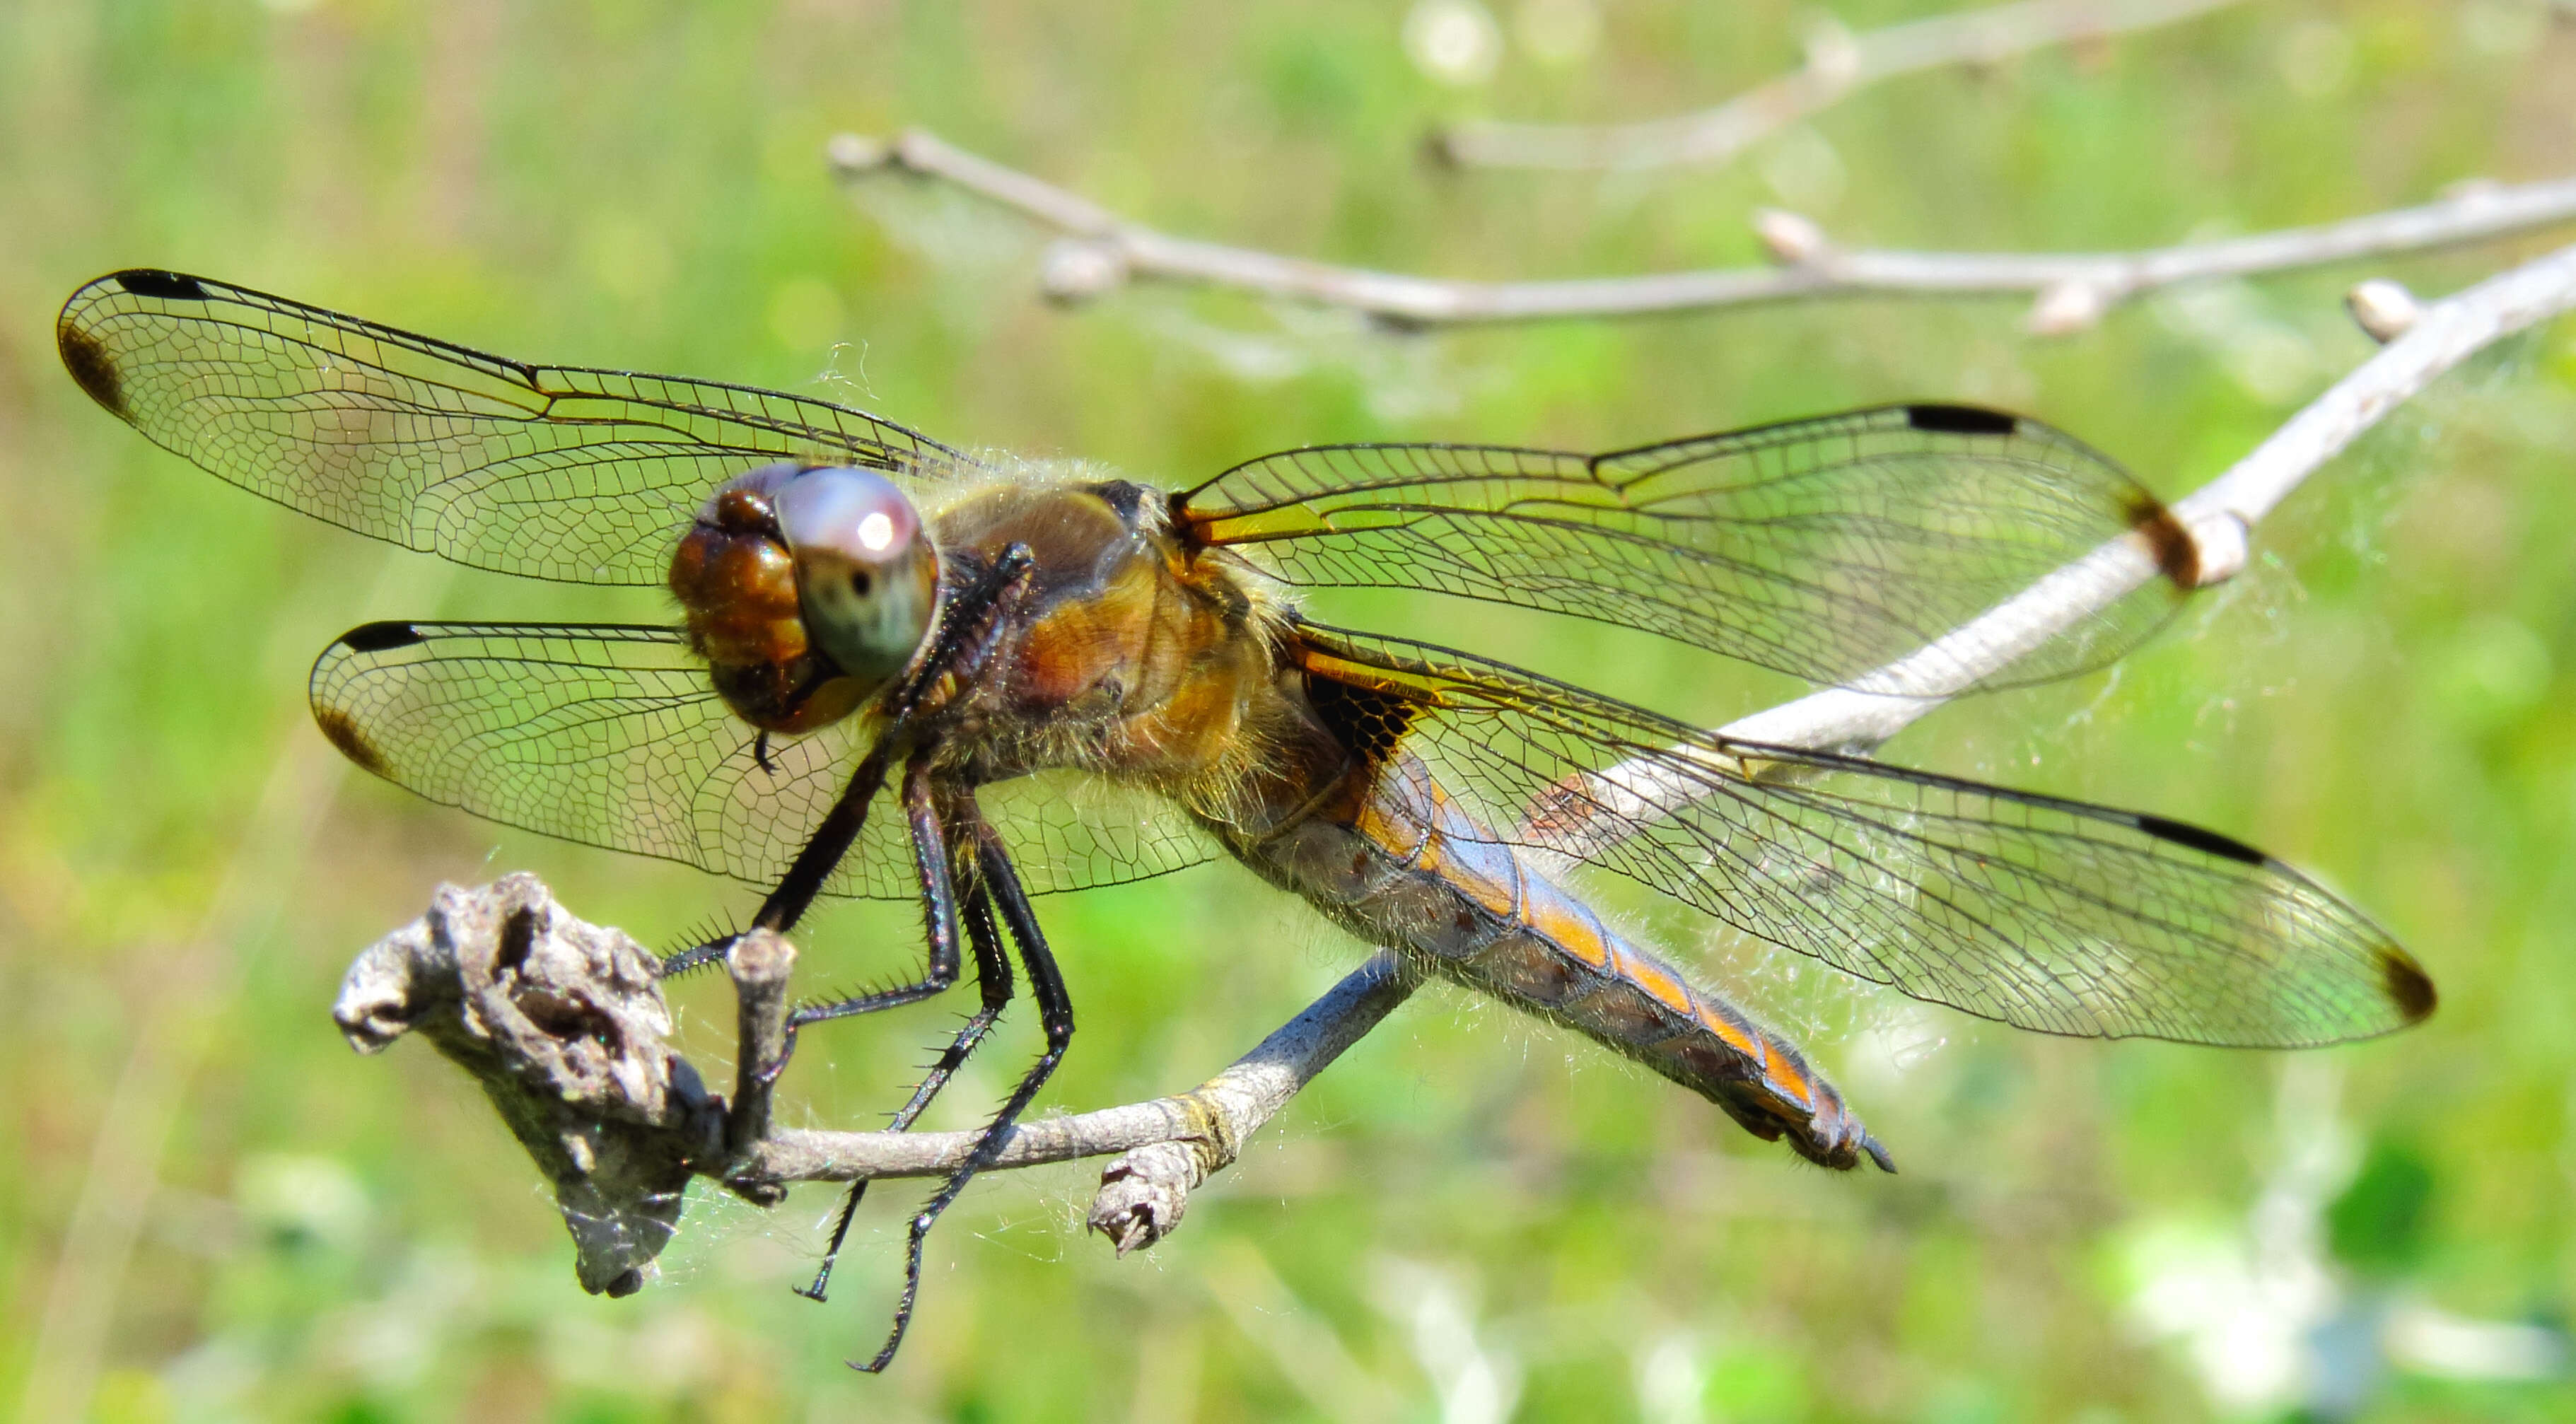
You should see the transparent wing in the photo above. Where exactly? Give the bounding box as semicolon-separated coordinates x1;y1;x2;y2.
1293;623;2431;1046
307;621;1214;898
1187;404;2195;695
58;269;977;586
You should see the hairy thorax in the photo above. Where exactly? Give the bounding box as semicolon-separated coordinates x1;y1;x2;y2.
923;475;1291;809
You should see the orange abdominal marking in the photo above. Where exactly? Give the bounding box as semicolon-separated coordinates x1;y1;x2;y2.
1525;894;1610;971
1438;848;1517;916
1609;947;1698;1017
1755;1044;1812;1111
1693;1000;1761;1058
1353;795;1427;861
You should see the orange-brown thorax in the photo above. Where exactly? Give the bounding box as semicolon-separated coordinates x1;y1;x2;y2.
923;479;1283;805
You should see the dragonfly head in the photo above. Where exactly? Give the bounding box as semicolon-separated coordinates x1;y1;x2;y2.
671;464;941;732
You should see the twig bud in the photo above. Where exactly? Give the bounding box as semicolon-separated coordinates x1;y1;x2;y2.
1753;208;1831;266
2027;279;2110;335
1802;17;1862;88
1040;238;1131;303
2345;279;2423;342
824;132;892;175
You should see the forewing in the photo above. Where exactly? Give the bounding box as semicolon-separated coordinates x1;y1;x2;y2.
1294;624;2431;1046
59;269;974;585
1188;404;2193;695
308;622;1210;899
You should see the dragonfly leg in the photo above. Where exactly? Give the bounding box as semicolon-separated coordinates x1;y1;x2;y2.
655;938;733;979
652;737;898;984
663;544;1037;986
795;882;1013;1305
855;805;1072;1374
756;751;961;1091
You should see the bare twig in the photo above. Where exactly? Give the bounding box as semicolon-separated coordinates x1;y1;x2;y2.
721;931;794;1180
339;888;1416;1278
1433;0;2243;173
339;243;2576;1290
829;129;2576;334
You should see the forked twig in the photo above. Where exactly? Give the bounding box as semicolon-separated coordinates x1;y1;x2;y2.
1432;0;2244;173
337;240;2576;1284
830;128;2576;334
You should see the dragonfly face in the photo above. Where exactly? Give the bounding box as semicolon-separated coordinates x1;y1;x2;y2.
58;267;2434;1367
669;462;941;733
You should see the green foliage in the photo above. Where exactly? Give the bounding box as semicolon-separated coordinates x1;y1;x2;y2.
2328;1138;2437;1280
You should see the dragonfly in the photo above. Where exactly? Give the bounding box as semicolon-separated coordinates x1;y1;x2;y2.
58;268;2435;1370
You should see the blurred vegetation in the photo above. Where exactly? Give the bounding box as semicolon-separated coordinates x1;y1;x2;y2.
4;1;2575;1420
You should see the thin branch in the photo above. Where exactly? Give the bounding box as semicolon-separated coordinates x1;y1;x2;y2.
1431;0;2245;173
829;128;2576;333
339;242;2576;1287
336;887;1416;1277
1718;238;2576;752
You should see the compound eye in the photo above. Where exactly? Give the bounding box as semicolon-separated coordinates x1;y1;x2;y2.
773;467;940;689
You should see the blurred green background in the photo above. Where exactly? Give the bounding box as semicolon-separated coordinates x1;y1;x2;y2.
6;1;2576;1420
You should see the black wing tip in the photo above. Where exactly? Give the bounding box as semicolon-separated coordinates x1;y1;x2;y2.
2380;948;2437;1025
110;268;212;300
58;269;217;421
1904;403;2022;436
2133;812;2268;865
336;620;428;653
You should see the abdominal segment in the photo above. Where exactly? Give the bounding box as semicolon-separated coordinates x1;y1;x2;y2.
1238;749;1892;1173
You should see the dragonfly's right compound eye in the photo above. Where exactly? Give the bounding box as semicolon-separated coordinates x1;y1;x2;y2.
772;466;942;692
670;462;937;734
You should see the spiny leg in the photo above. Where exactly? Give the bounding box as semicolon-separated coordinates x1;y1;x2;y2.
798;882;1013;1305
653;739;896;982
883;888;1015;1130
857;807;1073;1373
760;750;964;1093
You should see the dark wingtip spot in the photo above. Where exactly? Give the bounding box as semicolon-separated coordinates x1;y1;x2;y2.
2135;813;2267;865
2130;494;2201;590
2380;949;2437;1024
57;322;125;419
339;620;427;653
112;269;210;300
1906;403;2020;436
313;705;392;777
